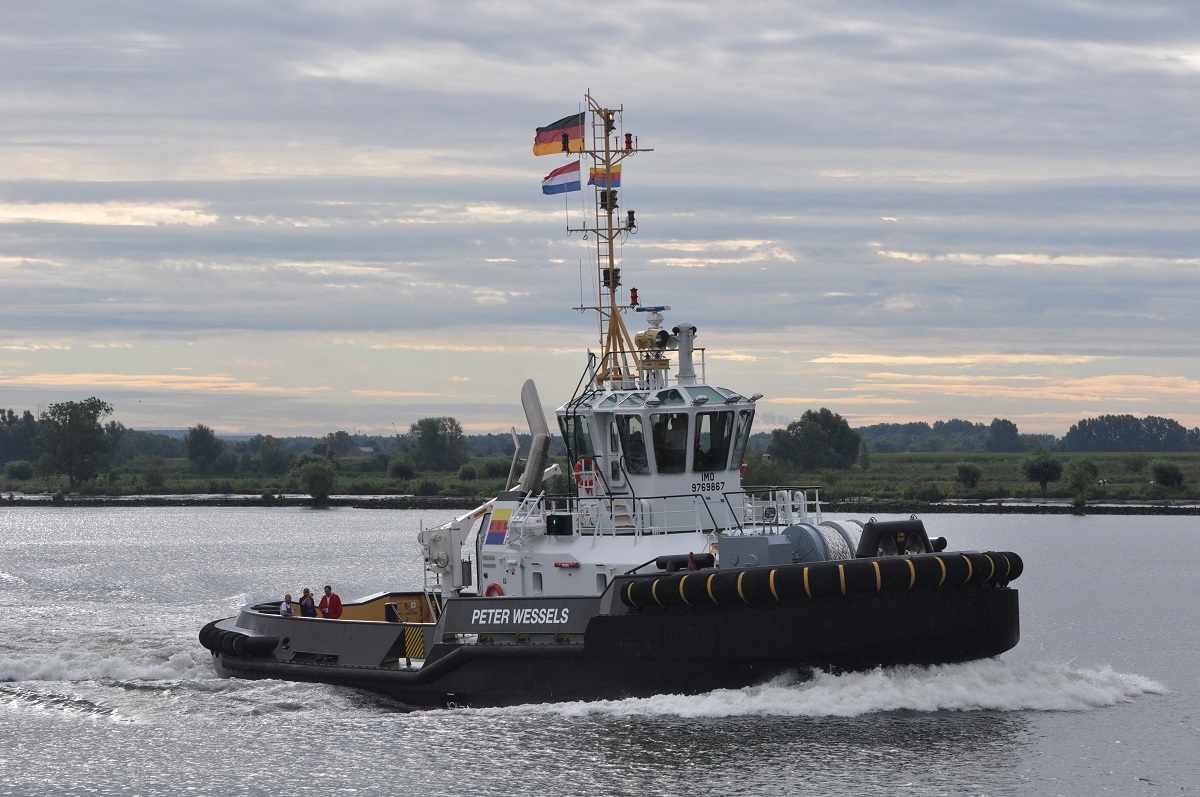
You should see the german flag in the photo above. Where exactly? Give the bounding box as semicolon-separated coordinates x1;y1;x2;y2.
533;112;585;156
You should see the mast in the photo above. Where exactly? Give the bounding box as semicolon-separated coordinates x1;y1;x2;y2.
569;93;652;390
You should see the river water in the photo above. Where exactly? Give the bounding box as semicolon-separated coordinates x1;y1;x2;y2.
0;507;1193;796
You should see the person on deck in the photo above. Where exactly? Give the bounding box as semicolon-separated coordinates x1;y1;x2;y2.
319;585;343;619
298;587;317;617
280;593;294;618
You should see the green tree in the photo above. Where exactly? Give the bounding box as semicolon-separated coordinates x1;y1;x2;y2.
410;417;468;471
1123;452;1148;473
142;459;166;490
5;460;34;480
1062;414;1188;452
389;455;417;479
1021;447;1063;493
1064;458;1099;505
767;408;862;470
857;441;871;471
955;461;982;489
1150;459;1184;488
185;424;225;474
297;459;338;503
986;418;1025;452
0;408;39;464
32;397;114;488
257;436;290;475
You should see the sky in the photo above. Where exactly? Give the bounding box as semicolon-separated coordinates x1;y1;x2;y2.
3;1;1200;439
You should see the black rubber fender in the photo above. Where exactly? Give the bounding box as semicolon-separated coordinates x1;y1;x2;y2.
805;562;844;598
938;554;972;587
218;630;238;655
769;564;812;600
876;556;918;591
619;550;1025;609
198;620;221;651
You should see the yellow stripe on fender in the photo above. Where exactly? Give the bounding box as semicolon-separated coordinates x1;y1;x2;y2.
872;561;882;592
803;567;812;598
679;575;691;606
651;579;664;607
838;564;846;595
706;573;718;604
769;570;779;601
906;558;916;589
983;554;996;582
962;554;974;585
935;556;947;587
737;571;748;603
626;582;636;608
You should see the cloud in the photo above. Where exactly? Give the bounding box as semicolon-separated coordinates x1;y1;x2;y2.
812;353;1100;366
0;202;217;227
3;1;1200;436
3;372;332;395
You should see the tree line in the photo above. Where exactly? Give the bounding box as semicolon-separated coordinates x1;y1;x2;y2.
857;414;1200;454
1;398;528;491
6;397;1198;493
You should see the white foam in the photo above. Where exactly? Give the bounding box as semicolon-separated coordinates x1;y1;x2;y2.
0;646;214;683
477;660;1168;719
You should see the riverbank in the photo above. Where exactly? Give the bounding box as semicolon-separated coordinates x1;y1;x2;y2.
4;492;1199;515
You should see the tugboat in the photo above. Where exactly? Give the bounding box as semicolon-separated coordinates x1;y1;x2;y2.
200;95;1023;708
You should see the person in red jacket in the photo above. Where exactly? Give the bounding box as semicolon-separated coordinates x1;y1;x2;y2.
318;585;343;619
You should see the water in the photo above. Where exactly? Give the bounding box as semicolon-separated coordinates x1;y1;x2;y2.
0;507;1193;796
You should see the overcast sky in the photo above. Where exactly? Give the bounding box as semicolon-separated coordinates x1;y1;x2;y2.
3;1;1199;438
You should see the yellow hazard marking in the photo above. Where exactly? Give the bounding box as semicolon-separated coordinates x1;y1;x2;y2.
403;625;425;659
652;579;664;607
803;567;812;598
769;570;779;601
906;558;916;589
838;564;846;595
872;561;881;592
983;554;996;582
934;556;947;587
737;571;747;603
679;575;691;606
962;554;974;584
706;573;718;604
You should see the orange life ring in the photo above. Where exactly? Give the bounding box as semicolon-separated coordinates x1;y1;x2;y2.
484;582;504;597
573;457;595;494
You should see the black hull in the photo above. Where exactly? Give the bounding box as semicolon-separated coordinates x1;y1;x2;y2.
209;583;1019;709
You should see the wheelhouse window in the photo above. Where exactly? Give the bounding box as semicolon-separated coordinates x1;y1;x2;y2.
693;410;734;472
654;388;687;406
558;415;595;462
650;412;688;474
729;408;755;471
615;414;650;475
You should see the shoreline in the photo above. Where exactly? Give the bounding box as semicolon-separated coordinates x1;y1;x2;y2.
3;493;1199;515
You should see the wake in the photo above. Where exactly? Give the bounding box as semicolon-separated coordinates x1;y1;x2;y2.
481;659;1167;719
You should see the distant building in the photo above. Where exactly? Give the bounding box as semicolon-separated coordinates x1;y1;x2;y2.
342;446;375;458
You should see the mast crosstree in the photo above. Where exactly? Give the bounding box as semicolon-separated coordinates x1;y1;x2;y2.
567;93;653;390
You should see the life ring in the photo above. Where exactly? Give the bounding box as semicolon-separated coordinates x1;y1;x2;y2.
740;459;747;476
573;457;596;494
484;582;504;597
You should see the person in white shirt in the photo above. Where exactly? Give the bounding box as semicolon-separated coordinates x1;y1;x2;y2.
280;593;294;617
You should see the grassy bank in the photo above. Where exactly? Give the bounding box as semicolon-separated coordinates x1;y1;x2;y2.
4;451;1200;508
